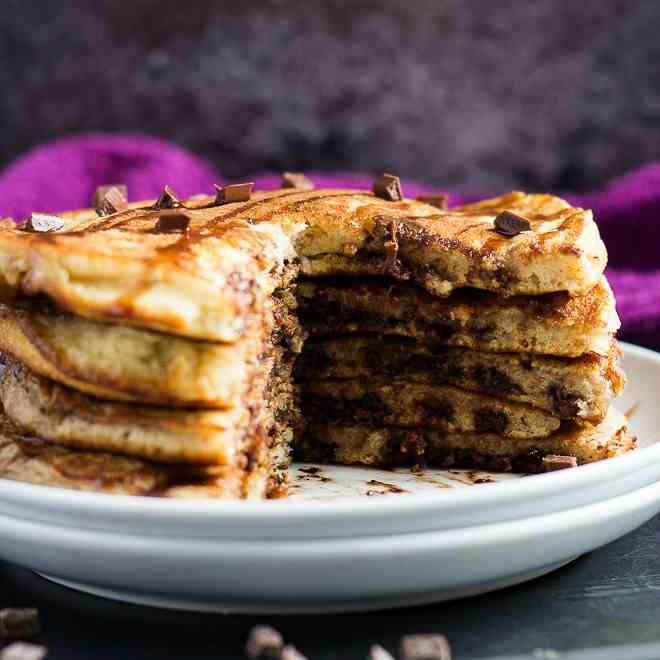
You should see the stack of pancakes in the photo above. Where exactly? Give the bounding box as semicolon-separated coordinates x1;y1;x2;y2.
0;180;632;497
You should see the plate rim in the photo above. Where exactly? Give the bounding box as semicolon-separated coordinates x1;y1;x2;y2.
0;341;656;522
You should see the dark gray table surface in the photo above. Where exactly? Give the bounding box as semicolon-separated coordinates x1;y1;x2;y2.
1;511;660;660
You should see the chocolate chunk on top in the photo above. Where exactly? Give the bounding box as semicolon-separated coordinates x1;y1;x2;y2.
0;609;41;640
25;213;64;233
373;173;403;202
416;194;448;210
281;172;314;190
0;643;47;660
214;182;253;205
94;185;128;217
154;210;190;233
493;210;531;236
400;634;452;660
245;625;284;660
369;645;395;660
542;454;578;471
152;185;181;210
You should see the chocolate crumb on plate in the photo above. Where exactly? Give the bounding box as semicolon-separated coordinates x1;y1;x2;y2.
0;609;41;640
368;645;395;660
373;173;403;202
214;182;254;205
0;643;47;660
24;213;64;233
416;194;448;210
281;646;307;660
282;172;314;190
245;625;284;660
152;185;181;210
400;634;452;660
154;210;190;234
542;454;578;471
93;184;128;216
493;211;531;237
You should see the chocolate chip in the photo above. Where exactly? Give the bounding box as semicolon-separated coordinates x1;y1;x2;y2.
281;646;307;660
542;454;578;471
152;185;181;210
0;643;47;660
214;182;253;205
281;172;314;190
373;173;403;201
368;645;395;660
416;194;447;210
25;213;64;233
154;210;190;233
473;408;508;434
94;185;128;217
0;609;41;640
400;635;451;660
493;210;531;236
245;625;284;660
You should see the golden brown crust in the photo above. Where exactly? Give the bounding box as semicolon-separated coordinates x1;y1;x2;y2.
0;190;606;340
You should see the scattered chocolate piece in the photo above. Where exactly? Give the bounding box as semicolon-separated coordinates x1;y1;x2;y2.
281;172;314;190
0;643;47;660
416;194;448;210
281;646;307;660
214;182;254;205
245;625;284;660
400;634;451;660
493;211;531;237
368;645;395;660
154;210;190;234
152;185;181;210
94;185;128;217
0;609;41;640
24;213;64;233
542;454;578;471
373;173;403;202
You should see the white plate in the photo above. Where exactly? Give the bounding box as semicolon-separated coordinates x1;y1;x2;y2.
0;342;658;612
0;343;657;540
1;477;659;613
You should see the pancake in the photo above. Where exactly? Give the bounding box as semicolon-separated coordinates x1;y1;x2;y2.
297;276;619;357
297;336;625;421
302;377;561;439
299;407;634;473
0;190;605;341
0;300;266;407
0;409;267;498
0;356;282;466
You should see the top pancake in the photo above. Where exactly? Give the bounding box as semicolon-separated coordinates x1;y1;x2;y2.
0;189;606;341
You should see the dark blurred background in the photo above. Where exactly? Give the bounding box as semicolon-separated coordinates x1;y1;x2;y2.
1;0;659;192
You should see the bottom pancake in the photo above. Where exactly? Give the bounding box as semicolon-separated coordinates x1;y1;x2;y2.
0;410;271;498
298;407;634;473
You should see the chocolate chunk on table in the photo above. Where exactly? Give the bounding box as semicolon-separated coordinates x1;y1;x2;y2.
0;608;41;640
245;625;284;660
0;642;47;660
400;634;451;660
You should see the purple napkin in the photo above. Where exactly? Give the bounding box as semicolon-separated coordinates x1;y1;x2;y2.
0;133;658;349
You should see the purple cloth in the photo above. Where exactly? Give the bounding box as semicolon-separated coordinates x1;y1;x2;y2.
0;134;658;349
